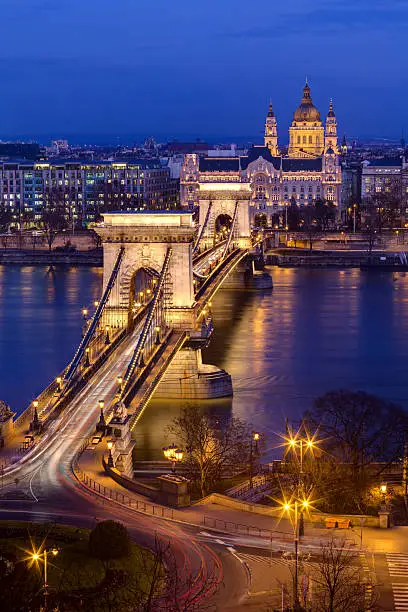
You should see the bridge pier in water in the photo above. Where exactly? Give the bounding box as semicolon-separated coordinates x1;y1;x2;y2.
96;211;234;402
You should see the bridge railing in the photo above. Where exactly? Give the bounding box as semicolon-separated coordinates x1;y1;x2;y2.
72;443;175;520
120;247;172;400
63;245;125;390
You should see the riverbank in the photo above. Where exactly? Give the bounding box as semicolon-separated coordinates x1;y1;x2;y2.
0;248;102;265
265;248;403;268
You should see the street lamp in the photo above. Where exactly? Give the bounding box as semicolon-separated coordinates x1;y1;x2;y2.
107;440;114;467
163;443;184;473
117;376;123;393
56;376;62;391
380;483;387;504
30;546;59;611
155;326;161;345
281;497;311;611
84;347;90;368
82;307;88;321
105;325;110;345
249;431;261;488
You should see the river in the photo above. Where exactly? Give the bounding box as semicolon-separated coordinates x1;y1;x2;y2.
1;265;407;459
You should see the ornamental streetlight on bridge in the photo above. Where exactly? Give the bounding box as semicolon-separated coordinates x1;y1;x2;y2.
29;546;59;611
105;325;110;345
163;443;184;473
117;376;123;393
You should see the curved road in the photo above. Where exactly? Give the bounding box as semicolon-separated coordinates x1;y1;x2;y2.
0;324;247;610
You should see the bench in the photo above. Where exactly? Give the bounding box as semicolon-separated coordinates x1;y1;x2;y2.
325;518;351;529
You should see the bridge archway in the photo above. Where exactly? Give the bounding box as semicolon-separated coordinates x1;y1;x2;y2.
96;212;195;330
197;188;252;250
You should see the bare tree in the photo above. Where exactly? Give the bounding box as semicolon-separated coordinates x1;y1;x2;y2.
40;208;68;251
312;536;376;612
169;406;253;497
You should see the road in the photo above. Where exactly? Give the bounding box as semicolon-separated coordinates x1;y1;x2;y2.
0;322;247;610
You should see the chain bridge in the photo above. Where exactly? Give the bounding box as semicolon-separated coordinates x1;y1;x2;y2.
5;206;272;459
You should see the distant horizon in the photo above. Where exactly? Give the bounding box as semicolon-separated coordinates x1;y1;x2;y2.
0;132;405;149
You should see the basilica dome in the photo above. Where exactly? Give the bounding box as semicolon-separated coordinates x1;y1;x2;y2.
293;82;321;123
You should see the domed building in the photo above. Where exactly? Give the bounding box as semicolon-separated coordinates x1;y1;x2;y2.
288;81;325;158
180;80;342;224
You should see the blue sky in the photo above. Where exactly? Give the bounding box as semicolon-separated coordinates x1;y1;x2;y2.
0;0;407;142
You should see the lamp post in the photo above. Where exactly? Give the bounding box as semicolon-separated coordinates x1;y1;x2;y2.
163;443;184;473
249;431;260;488
107;440;114;467
380;483;387;505
105;325;110;345
84;347;91;368
353;203;357;234
56;376;62;392
282;498;310;611
286;434;316;536
82;307;88;322
155;326;161;345
117;376;123;393
30;547;59;611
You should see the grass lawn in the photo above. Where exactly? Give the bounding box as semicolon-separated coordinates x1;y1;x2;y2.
0;521;157;596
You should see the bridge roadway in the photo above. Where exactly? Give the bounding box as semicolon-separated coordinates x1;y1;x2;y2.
0;288;248;609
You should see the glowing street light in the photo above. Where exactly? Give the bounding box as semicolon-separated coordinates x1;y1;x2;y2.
163;443;184;473
107;440;114;467
117;376;123;392
280;496;312;610
29;546;59;610
56;376;62;391
249;431;261;488
105;325;110;345
155;326;161;345
84;346;91;368
82;307;88;321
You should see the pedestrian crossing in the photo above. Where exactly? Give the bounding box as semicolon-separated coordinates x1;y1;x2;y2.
392;584;408;611
386;553;408;577
237;552;315;570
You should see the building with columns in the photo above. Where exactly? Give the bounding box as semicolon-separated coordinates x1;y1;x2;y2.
181;81;342;226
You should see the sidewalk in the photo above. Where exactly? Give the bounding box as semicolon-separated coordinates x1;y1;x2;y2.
76;444;346;544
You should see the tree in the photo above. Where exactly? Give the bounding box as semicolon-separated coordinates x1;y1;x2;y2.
313;199;336;231
304;389;408;513
0;550;42;611
39;208;68;251
0;206;12;233
169;406;253;497
89;520;131;564
312;536;375;612
301;205;321;252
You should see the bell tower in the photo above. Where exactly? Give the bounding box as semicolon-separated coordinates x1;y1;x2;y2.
325;99;338;153
264;101;279;156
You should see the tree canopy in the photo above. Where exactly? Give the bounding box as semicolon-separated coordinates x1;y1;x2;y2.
89;520;131;563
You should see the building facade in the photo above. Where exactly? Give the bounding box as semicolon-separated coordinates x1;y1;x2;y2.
0;160;179;226
181;81;342;225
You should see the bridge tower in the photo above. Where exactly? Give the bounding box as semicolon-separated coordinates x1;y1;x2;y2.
95;211;233;400
97;211;196;331
197;185;252;251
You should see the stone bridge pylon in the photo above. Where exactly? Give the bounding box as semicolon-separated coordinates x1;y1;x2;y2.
96;211;233;399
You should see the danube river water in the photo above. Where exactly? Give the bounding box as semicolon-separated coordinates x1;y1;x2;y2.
1;265;408;458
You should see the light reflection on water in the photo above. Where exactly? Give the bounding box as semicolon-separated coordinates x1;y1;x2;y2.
2;265;408;460
0;265;102;413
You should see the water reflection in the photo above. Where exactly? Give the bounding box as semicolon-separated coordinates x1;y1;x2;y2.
2;265;408;460
0;265;102;413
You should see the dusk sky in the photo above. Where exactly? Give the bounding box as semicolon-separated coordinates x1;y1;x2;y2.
0;0;407;143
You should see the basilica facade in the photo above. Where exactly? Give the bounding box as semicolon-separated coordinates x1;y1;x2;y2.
180;81;342;226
